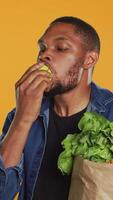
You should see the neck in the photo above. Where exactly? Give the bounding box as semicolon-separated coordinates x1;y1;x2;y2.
53;70;92;117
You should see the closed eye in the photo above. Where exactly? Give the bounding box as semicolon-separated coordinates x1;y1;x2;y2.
56;47;69;52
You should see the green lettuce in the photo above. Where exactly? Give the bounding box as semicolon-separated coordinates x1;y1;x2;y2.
57;112;113;175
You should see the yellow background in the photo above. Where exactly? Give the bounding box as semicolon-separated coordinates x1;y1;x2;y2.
0;0;113;133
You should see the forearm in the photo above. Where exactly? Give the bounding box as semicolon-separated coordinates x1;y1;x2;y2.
0;116;33;168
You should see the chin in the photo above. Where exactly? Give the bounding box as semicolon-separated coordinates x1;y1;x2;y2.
44;83;76;98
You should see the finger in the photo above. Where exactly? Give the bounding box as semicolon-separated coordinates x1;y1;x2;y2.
24;62;44;74
16;66;51;89
19;70;50;88
25;75;51;92
24;73;51;90
30;80;50;96
37;81;50;93
15;62;44;88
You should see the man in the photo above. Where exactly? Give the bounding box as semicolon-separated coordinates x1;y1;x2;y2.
0;16;113;200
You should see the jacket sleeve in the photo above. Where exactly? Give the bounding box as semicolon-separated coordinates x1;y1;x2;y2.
0;110;24;200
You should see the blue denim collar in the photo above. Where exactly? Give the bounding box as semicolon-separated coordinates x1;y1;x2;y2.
40;82;113;117
89;82;113;113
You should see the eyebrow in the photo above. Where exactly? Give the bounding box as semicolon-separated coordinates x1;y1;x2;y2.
38;36;69;44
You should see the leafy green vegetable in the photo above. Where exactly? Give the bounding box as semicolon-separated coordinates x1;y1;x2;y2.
57;151;73;175
78;112;109;132
57;112;113;175
61;134;76;150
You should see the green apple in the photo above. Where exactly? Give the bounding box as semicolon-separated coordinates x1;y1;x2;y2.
39;65;52;74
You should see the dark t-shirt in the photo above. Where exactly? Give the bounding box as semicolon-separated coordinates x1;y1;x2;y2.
33;105;87;200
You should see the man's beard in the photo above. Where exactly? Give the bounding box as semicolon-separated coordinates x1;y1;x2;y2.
44;61;84;98
44;81;77;98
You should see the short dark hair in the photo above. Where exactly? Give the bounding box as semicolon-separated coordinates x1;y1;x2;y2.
50;16;100;53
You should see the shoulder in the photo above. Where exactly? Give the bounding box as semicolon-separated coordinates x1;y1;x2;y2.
91;82;113;105
91;82;113;121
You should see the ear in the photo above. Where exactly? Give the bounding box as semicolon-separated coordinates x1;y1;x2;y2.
83;51;99;69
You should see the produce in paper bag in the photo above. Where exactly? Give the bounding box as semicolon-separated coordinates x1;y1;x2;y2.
68;156;113;200
57;112;113;200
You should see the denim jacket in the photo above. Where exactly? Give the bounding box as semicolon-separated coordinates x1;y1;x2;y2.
0;82;113;200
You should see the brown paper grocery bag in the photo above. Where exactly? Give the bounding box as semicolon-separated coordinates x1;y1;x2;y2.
68;156;113;200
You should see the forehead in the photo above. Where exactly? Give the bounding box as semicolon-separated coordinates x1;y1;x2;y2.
39;23;83;45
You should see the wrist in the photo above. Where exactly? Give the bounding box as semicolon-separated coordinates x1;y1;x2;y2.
14;111;38;126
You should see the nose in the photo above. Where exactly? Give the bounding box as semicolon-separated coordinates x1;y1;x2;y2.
38;49;52;63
